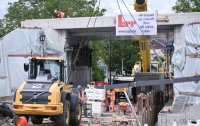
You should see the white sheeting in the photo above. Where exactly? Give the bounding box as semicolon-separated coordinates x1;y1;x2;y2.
0;28;65;97
173;24;200;104
185;24;200;47
172;45;185;70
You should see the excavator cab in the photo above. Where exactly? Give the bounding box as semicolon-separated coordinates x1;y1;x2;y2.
25;58;64;82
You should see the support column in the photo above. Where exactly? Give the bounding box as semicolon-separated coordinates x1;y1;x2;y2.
64;31;73;84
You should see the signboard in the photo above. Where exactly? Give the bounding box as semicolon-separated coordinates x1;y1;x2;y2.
116;12;157;36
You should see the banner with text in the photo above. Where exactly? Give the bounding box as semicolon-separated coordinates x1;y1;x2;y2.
116;12;157;36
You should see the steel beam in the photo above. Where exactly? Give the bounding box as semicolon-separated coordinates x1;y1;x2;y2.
96;76;200;89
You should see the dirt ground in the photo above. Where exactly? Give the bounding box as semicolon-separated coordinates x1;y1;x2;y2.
0;105;135;126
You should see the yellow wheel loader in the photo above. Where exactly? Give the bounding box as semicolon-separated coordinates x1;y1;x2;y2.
13;57;82;126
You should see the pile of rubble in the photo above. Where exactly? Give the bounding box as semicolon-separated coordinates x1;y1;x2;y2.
81;105;136;126
0;117;14;126
0;103;15;126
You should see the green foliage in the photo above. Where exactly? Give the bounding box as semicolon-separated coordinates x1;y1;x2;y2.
0;19;5;37
172;0;200;12
92;64;105;81
90;40;106;81
111;40;140;75
90;40;140;76
0;0;106;37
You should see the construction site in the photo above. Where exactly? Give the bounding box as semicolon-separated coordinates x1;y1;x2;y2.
0;0;200;126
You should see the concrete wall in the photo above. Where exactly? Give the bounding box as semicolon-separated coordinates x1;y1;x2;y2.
174;25;185;46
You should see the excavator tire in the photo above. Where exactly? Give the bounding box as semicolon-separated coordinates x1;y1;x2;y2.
31;116;43;124
70;94;82;126
56;92;70;126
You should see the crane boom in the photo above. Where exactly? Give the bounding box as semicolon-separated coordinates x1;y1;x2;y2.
134;0;150;72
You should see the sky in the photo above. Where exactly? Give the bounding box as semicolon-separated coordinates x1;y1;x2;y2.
0;0;176;19
0;0;16;19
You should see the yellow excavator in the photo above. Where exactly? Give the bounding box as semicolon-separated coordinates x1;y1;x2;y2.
13;57;82;126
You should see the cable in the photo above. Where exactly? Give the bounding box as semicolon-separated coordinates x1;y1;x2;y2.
66;0;101;84
66;9;94;84
121;0;144;35
116;0;136;35
124;91;142;126
81;0;101;48
121;0;163;75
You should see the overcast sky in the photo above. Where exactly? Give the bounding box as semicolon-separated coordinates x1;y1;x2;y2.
0;0;176;19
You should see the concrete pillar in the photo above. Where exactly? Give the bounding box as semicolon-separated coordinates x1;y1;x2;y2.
174;25;185;47
64;31;73;84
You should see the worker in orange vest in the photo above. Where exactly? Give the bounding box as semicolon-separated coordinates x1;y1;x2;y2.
108;89;116;112
54;10;65;18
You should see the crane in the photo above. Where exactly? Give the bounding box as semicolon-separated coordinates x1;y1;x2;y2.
134;0;150;72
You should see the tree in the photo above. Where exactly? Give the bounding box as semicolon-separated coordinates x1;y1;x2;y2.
0;0;106;37
111;40;140;75
172;0;200;12
0;19;5;38
90;40;140;77
89;40;106;81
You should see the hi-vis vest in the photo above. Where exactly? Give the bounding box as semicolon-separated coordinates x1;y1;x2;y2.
110;90;116;101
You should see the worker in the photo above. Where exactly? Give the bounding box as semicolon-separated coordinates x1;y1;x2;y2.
108;89;116;112
77;85;87;116
77;85;87;102
54;10;65;18
87;81;95;89
104;90;109;111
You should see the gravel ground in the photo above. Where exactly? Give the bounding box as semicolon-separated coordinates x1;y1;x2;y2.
0;107;134;126
0;116;88;126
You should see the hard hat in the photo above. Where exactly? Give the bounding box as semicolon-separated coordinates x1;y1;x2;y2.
54;10;57;13
77;85;81;89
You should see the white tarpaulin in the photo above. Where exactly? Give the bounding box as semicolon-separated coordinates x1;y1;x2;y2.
172;44;185;71
116;12;157;36
173;24;200;104
0;28;65;97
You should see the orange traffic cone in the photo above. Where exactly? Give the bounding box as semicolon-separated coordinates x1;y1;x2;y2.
16;116;28;126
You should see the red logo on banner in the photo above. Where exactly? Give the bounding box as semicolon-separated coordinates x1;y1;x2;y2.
118;15;136;27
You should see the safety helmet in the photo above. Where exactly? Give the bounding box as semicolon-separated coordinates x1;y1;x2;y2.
54;10;57;13
77;85;81;89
